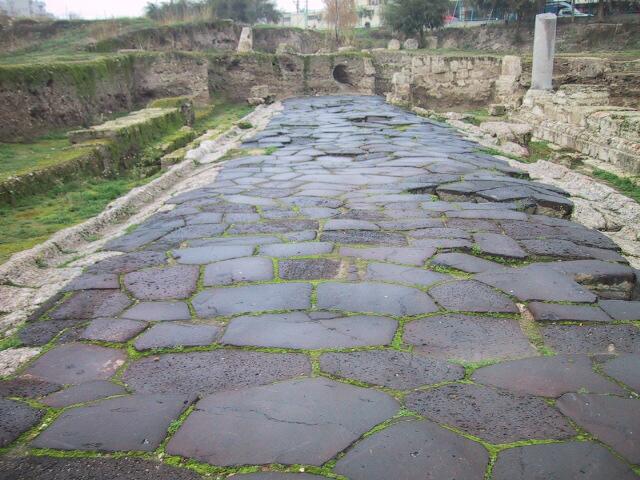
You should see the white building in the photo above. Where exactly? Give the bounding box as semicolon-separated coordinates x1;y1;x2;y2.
280;0;385;29
0;0;50;17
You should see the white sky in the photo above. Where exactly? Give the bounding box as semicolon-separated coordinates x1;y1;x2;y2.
45;0;325;19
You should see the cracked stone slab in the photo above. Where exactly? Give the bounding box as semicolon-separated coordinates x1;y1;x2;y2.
124;265;199;300
317;282;438;316
50;290;132;320
528;302;612;323
340;246;434;266
279;259;341;280
472;355;623;397
492;441;638;480
404;314;536;362
405;383;575;443
602;354;640;392
0;398;44;447
42;381;127;408
428;280;517;313
123;350;310;395
320;350;464;390
541;324;640;354
24;343;126;385
334;420;488;480
172;245;254;264
122;301;191;322
134;323;220;350
557;393;640;463
0;456;204;480
81;318;148;343
203;257;274;285
32;394;192;452
166;377;399;466
222;312;397;349
598;300;640;321
193;283;312;317
364;263;451;287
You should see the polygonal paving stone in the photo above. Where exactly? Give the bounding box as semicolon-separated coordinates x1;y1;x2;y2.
473;233;527;259
320;350;464;390
134;323;220;351
32;394;192;452
193;283;312;317
405;383;575;443
203;257;274;285
557;393;640;463
123;350;310;395
317;282;438;316
50;290;132;320
166;377;399;466
320;230;407;245
122;301;191;321
0;398;44;447
541;325;640;354
19;319;85;346
171;245;254;264
404;314;535;362
492;441;639;480
234;474;327;480
323;219;379;231
0;377;61;399
25;343;126;385
365;262;451;286
472;355;623;397
259;242;333;257
63;273;120;291
81;318;147;343
279;259;340;280
430;252;504;273
334;420;488;480
340;246;434;266
428;280;517;313
160;224;226;243
528;302;612;323
222;312;397;349
0;456;203;480
124;265;199;300
602;354;640;391
599;300;640;321
86;251;166;274
227;220;318;235
42;381;127;408
474;266;597;303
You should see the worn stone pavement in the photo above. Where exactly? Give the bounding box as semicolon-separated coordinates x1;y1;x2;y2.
1;96;639;479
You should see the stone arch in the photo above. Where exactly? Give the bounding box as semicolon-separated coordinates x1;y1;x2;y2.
333;64;352;85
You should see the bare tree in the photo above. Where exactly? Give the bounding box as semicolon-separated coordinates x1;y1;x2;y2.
323;0;358;42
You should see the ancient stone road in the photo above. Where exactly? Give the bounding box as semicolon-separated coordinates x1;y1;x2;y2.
1;96;640;479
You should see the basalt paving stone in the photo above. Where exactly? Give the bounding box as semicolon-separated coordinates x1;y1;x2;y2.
134;323;220;350
474;266;597;303
122;301;191;322
19;319;85;346
602;355;640;391
186;212;224;224
320;230;408;245
472;355;623;397
0;399;44;447
323;219;379;231
412;238;473;250
165;377;399;466
172;245;254;264
50;290;132;320
334;420;489;480
317;282;438;316
25;343;126;385
528;302;612;323
81;318;148;343
86;251;166;274
188;236;280;247
283;230;317;241
123;350;310;395
492;441;639;480
234;474;328;480
541;324;640;354
428;280;517;313
193;283;312;316
557;393;640;463
599;300;640;320
430;252;504;273
222;312;397;349
0;377;61;399
203;257;274;285
42;381;127;408
339;246;434;266
279;259;341;280
320;350;464;390
405;383;576;443
62;273;120;291
160;224;226;243
404;314;536;362
32;394;192;452
124;265;199;300
0;456;204;480
259;242;334;256
227;220;318;235
365;262;452;287
473;232;527;259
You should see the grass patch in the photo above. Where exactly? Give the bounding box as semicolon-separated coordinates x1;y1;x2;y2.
591;168;640;203
527;140;555;163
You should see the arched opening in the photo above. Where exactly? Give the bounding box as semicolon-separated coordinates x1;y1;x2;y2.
333;64;351;85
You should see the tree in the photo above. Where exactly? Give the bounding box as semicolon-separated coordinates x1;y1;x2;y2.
208;0;282;24
323;0;358;42
382;0;450;46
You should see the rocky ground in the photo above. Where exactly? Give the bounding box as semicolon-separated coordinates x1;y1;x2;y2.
0;95;638;479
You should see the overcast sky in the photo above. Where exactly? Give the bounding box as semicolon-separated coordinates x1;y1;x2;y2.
46;0;326;19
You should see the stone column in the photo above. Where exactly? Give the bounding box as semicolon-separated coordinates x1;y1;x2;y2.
531;13;557;91
237;27;253;53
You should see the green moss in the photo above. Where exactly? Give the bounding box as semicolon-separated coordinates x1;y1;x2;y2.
591;168;640;203
0;336;22;353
